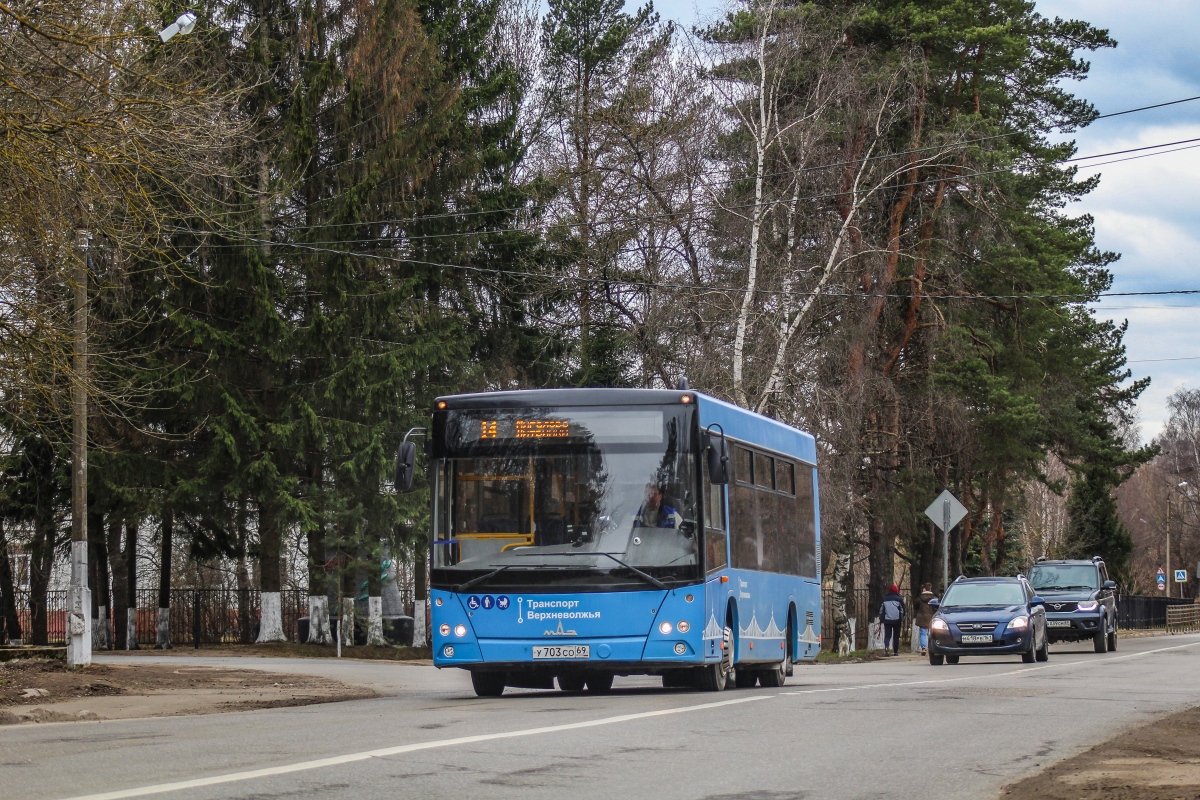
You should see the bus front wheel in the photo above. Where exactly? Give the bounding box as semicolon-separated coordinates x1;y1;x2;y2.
471;671;506;697
696;662;727;691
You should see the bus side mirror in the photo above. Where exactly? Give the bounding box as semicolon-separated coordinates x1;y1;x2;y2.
706;432;729;485
394;441;418;492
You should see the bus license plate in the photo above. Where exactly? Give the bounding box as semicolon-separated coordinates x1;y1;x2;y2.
1047;620;1072;628
533;645;590;659
960;634;993;644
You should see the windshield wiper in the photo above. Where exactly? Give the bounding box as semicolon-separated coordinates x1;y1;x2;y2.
513;551;668;590
453;565;511;593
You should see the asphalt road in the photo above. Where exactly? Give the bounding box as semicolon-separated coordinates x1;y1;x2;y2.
4;633;1200;800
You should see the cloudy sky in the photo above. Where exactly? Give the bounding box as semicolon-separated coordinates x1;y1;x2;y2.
647;0;1200;442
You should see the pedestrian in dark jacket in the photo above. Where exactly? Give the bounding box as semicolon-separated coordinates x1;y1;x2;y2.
878;584;906;655
915;583;937;655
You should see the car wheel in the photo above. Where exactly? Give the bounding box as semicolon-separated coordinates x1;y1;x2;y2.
585;673;614;694
735;669;759;688
1022;637;1036;663
470;671;506;697
946;655;960;665
1108;624;1118;652
1093;621;1108;653
1035;631;1049;662
929;645;944;666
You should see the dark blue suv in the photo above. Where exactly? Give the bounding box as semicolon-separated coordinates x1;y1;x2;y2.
1028;557;1118;653
928;576;1048;665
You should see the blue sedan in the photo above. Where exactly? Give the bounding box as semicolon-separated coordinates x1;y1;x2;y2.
928;576;1049;665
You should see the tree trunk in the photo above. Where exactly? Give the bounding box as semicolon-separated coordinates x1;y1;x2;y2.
365;541;384;646
157;507;173;649
831;549;855;655
125;518;139;649
0;520;22;644
233;498;252;643
107;517;128;651
412;542;428;647
256;501;287;642
89;506;110;650
29;502;56;646
306;513;331;644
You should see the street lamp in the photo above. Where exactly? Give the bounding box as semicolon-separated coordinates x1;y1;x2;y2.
66;15;201;668
159;12;198;43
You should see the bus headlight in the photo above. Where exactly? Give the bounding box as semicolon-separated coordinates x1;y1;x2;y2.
439;623;451;637
674;643;687;655
444;645;455;657
659;621;673;635
677;621;690;633
454;624;468;637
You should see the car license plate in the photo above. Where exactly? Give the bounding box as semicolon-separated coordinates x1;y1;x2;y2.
1047;620;1072;628
533;645;590;659
960;634;993;644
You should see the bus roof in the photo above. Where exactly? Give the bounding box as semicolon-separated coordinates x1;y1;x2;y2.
695;393;816;465
433;387;817;464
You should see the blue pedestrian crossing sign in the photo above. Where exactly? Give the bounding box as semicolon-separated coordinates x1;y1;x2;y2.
1176;569;1188;583
1158;568;1167;591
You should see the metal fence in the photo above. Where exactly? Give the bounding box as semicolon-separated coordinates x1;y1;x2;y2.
1167;603;1200;634
1117;595;1191;629
6;588;308;647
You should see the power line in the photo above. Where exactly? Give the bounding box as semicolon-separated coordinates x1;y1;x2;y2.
236;232;1200;304
184;131;1200;249
222;92;1200;236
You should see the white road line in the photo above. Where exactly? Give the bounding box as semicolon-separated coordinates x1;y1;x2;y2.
783;637;1200;696
60;636;1200;800
59;694;770;800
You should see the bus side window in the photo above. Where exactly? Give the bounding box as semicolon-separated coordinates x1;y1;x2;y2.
795;463;817;577
704;471;728;573
731;446;759;570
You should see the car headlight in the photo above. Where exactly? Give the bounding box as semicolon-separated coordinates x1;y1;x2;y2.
1076;601;1099;612
931;618;949;632
1009;616;1029;630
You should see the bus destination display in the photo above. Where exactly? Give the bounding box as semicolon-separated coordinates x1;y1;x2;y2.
478;418;571;440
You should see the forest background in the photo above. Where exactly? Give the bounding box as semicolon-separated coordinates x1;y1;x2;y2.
2;0;1196;649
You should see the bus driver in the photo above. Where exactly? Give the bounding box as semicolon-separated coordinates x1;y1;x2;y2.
635;482;683;529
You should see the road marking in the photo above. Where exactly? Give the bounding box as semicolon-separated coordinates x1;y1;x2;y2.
59;694;769;800
783;637;1200;696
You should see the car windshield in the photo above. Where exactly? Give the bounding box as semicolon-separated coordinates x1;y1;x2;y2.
1029;565;1098;591
430;405;699;589
941;582;1026;607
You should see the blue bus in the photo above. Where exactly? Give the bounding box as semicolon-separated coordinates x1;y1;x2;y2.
407;388;821;696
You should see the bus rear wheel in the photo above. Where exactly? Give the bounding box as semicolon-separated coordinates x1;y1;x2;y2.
558;674;586;692
471;671;506;697
585;673;614;693
759;654;789;688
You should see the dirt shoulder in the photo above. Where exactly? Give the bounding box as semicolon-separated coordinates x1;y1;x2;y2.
0;659;376;725
1002;705;1200;800
108;642;432;663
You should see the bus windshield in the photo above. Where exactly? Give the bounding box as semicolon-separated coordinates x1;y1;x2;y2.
430;405;700;590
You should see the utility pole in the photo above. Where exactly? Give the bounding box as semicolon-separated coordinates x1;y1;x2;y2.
68;230;92;667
